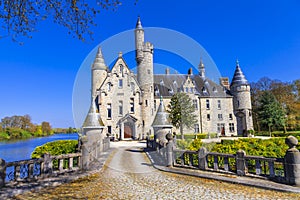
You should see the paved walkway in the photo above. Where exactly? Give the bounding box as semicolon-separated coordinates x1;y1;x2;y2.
12;141;300;199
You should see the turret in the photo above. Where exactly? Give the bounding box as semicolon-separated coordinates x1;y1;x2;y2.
198;58;205;78
230;60;253;136
92;47;108;98
135;16;144;63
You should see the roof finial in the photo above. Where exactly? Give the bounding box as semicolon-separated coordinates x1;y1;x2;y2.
236;59;240;67
199;57;205;78
136;16;143;29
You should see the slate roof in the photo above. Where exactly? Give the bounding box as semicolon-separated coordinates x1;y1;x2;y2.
152;97;173;128
153;74;232;98
83;100;104;128
230;62;249;87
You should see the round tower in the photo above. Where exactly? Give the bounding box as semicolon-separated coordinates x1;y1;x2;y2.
92;47;108;98
230;60;254;136
135;17;155;137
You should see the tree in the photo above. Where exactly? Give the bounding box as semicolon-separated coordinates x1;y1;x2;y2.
167;93;197;139
0;0;122;42
41;121;52;135
257;91;286;135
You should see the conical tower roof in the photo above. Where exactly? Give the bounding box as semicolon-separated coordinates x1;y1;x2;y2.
82;98;104;128
136;16;143;29
231;60;249;87
92;47;107;70
152;97;173;128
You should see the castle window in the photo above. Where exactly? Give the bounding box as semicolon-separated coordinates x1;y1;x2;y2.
107;83;111;91
237;100;240;108
154;100;156;111
120;64;124;76
107;104;112;118
145;100;148;106
206;99;210;109
229;114;233;120
130;98;134;113
147;69;151;74
193;99;198;110
229;123;235;132
194;124;199;133
217;123;225;134
119;79;123;88
190;87;194;93
108;126;112;134
218;114;223;120
119;101;123;116
185;87;189;93
217;100;221;109
207;114;210;121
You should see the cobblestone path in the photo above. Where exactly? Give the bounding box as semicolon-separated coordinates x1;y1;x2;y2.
15;141;300;200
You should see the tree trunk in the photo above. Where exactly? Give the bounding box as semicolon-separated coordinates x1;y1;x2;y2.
180;125;184;140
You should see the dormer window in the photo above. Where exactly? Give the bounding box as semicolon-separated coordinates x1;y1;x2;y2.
213;87;217;93
173;80;178;88
160;80;164;86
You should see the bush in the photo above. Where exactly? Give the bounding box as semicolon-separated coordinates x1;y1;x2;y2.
0;132;10;140
31;140;78;158
176;139;191;150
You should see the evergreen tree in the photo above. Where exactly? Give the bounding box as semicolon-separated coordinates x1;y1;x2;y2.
167;93;197;139
257;91;286;135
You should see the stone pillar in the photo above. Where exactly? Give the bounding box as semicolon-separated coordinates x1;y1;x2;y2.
0;158;6;188
284;136;300;186
166;133;173;167
42;153;53;176
198;147;208;170
81;136;90;170
236;150;246;176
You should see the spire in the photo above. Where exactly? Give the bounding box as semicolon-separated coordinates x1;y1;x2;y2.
230;60;249;87
92;47;107;70
198;57;205;78
82;97;104;128
136;16;143;29
152;97;173;128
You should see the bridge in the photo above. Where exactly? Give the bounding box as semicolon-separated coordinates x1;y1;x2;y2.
1;138;300;199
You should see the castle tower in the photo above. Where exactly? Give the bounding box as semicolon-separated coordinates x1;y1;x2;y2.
92;47;108;98
135;17;155;136
230;60;254;136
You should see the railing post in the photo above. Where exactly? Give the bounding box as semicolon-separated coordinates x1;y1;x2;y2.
59;159;64;172
0;158;6;188
269;161;275;178
213;156;219;170
236;150;246;176
69;157;74;170
198;147;207;170
284;136;300;187
43;153;53;176
166;133;173;167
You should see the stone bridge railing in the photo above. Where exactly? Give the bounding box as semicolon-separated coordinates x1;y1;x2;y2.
147;135;300;187
0;153;82;188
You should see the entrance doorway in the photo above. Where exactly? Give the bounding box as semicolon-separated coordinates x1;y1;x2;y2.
124;122;133;139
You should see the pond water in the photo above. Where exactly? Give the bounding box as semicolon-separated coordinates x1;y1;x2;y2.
0;133;79;162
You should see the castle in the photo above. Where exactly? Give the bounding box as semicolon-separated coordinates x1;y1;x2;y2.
90;17;253;140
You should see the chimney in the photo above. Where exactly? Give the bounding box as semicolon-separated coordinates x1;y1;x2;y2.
219;77;230;90
188;68;193;75
165;67;170;75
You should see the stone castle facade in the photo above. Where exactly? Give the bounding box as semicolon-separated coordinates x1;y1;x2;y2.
90;17;253;140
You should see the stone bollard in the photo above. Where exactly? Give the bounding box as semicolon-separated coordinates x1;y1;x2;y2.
81;136;90;170
198;147;208;170
284;136;300;186
166;133;174;167
0;158;6;188
236;150;246;176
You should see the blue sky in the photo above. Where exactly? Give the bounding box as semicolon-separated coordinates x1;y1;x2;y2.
1;0;300;128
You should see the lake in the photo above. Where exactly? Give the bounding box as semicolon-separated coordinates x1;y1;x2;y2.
0;133;79;162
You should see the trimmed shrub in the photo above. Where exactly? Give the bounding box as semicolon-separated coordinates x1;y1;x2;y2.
31;140;78;158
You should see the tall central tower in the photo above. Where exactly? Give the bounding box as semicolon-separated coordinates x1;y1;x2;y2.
135;17;155;136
